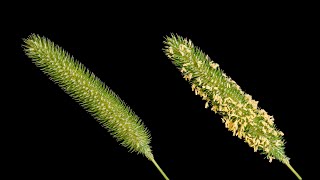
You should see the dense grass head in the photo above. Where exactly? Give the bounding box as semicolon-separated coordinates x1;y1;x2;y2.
23;34;153;159
163;33;289;164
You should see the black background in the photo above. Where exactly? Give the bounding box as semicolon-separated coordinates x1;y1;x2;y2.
4;5;312;179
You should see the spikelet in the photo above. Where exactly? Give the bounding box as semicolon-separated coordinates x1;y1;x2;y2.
23;34;169;180
163;34;301;179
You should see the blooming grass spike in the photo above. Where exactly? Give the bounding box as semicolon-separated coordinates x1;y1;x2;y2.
23;34;169;180
163;34;302;180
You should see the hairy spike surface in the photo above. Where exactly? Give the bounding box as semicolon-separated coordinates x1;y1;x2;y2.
163;34;294;167
23;34;154;159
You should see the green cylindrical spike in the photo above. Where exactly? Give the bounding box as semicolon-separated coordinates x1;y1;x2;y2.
163;33;301;179
23;34;169;180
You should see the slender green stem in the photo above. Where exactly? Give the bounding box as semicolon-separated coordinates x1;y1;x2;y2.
150;158;170;180
285;162;302;180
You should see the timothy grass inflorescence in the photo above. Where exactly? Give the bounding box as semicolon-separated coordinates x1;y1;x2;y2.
163;34;301;179
23;34;169;180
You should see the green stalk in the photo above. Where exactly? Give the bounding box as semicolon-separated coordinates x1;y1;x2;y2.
285;162;302;180
150;158;170;180
23;34;169;179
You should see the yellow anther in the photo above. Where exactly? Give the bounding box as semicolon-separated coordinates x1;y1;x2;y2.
205;101;209;108
191;84;196;91
181;67;187;73
169;47;173;54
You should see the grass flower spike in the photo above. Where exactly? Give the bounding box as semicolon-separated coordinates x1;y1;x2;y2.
163;34;301;179
23;34;169;180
